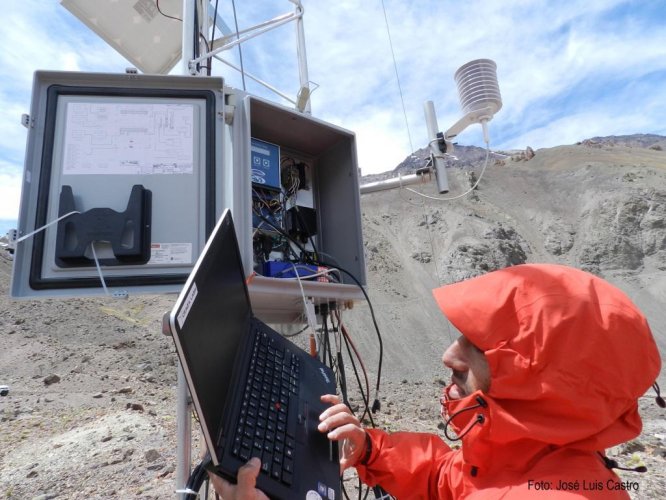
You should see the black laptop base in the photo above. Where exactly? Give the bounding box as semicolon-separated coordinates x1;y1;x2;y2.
216;322;340;500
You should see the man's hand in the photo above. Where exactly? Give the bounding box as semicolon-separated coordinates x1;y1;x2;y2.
318;394;367;472
208;458;269;500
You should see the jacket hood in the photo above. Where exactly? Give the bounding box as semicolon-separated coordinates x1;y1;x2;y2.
433;264;661;451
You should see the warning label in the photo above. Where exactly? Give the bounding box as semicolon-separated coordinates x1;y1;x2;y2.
149;243;192;264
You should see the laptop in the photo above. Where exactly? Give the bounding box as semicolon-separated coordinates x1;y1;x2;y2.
166;209;340;500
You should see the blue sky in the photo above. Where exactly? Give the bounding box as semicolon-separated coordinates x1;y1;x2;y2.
1;0;665;221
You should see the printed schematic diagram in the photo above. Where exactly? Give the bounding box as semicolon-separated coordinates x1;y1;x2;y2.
63;102;194;176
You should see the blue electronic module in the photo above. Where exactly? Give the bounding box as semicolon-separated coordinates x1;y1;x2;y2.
250;138;281;191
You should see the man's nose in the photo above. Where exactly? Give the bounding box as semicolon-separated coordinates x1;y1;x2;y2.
442;340;460;368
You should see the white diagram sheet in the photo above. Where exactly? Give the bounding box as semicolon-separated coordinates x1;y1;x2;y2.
62;102;195;175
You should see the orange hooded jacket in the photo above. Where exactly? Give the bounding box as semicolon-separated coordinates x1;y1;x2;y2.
355;264;661;499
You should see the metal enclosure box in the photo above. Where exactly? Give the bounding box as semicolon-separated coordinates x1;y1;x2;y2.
231;94;367;322
11;71;225;297
11;72;366;323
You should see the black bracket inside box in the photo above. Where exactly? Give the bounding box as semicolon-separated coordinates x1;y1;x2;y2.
55;184;152;267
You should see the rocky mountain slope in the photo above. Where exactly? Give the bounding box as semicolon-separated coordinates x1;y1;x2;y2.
1;135;665;498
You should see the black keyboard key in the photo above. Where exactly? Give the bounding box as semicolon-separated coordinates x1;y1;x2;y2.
286;396;297;438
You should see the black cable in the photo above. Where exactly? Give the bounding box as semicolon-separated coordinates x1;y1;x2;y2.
193;2;200;72
156;0;183;22
361;478;370;500
340;321;374;426
337;350;349;406
255;211;384;413
653;382;666;408
210;0;219;74
332;311;373;425
282;323;309;338
317;261;384;414
323;314;335;369
372;486;391;499
292;204;319;259
328;313;350;408
185;453;212;499
199;35;212;76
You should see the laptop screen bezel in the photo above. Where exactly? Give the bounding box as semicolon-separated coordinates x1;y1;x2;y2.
168;209;253;465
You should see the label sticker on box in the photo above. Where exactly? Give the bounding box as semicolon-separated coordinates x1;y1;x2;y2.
149;243;192;264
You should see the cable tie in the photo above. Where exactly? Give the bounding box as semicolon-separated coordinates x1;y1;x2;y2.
175;488;199;496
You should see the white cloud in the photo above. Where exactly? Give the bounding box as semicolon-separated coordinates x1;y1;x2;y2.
307;0;666;169
0;0;665;210
0;165;22;219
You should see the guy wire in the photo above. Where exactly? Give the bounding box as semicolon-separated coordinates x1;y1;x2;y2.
381;0;413;153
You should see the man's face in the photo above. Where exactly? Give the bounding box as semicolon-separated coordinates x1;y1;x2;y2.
442;336;491;399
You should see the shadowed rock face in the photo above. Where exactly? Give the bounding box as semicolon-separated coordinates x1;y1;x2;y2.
352;134;666;382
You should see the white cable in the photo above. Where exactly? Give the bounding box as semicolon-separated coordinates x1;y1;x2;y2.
90;242;110;296
290;262;317;335
16;211;80;243
398;176;425;207
405;145;491;201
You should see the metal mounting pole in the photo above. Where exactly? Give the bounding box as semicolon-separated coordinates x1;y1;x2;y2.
182;0;197;75
424;100;450;194
294;2;311;113
175;3;196;497
176;363;193;499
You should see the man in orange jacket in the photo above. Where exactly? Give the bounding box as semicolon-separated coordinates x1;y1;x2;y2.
211;264;663;499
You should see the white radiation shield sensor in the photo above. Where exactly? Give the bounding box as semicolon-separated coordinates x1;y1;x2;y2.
454;59;502;120
446;58;502;144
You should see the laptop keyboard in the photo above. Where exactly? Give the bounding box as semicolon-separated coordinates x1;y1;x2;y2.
232;330;301;485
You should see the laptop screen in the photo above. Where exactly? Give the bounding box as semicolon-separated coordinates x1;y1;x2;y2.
173;211;252;445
